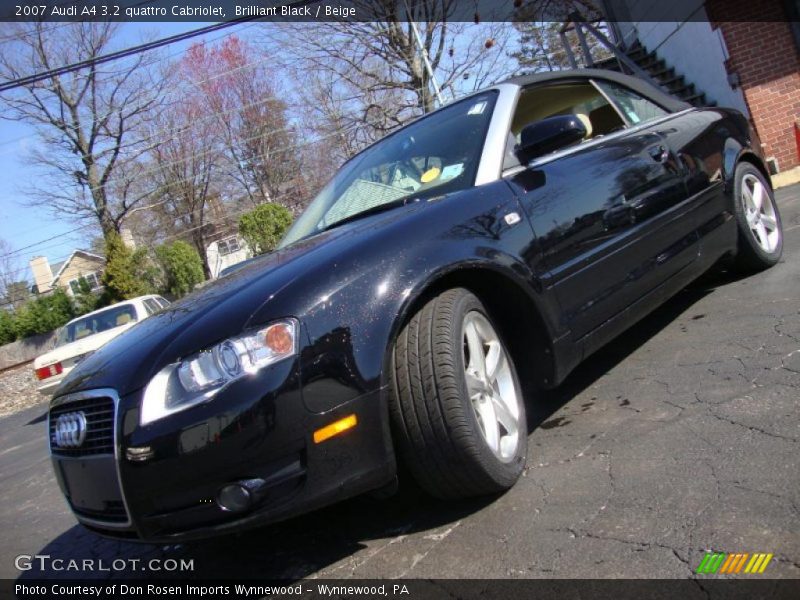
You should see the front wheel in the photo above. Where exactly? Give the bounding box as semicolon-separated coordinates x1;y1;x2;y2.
733;163;783;272
389;288;527;499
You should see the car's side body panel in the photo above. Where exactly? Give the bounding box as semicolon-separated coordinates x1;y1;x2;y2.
508;121;693;341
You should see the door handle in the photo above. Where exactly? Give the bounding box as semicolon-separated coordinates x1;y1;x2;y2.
649;145;670;163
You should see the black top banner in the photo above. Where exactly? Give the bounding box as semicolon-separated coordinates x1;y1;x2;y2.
1;0;797;23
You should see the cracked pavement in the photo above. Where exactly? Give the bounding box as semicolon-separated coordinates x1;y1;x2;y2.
2;185;799;580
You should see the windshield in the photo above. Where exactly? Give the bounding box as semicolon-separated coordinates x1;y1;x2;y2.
56;304;138;346
280;91;498;247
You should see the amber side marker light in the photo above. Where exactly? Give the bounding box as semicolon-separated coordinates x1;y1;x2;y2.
313;414;358;444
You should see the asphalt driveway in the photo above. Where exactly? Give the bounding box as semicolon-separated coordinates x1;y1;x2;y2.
2;185;799;580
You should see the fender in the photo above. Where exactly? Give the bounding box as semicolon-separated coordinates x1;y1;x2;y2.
720;110;772;191
248;180;565;414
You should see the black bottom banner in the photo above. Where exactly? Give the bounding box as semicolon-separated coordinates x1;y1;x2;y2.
5;579;800;600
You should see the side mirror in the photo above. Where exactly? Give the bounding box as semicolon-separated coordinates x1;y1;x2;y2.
516;114;588;163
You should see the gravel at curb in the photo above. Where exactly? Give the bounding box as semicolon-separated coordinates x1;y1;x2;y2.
0;363;49;418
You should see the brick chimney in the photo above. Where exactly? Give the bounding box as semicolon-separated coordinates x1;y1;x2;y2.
29;256;53;294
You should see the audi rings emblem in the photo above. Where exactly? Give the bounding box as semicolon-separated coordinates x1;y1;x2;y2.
53;412;88;448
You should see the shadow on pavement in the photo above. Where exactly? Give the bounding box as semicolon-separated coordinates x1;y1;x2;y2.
20;484;494;580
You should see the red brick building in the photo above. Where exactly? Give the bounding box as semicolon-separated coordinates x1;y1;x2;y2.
706;0;799;174
602;0;800;182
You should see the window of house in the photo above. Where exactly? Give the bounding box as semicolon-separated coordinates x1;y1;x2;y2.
68;272;102;294
593;81;669;125
217;237;241;256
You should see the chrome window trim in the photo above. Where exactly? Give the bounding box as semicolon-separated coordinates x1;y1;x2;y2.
475;83;521;186
588;78;632;126
591;78;672;127
49;388;132;529
501;107;696;175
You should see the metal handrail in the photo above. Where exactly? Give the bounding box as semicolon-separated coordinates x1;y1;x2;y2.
560;12;667;93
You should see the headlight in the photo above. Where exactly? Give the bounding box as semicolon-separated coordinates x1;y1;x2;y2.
140;319;298;425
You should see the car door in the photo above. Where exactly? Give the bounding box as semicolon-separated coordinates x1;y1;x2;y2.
505;79;692;341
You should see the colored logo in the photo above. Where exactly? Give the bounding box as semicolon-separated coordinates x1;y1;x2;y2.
696;552;773;574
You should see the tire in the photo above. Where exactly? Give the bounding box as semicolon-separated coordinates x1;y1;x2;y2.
389;288;527;499
733;162;783;272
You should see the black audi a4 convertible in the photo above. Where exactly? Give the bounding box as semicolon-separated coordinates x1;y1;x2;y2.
48;70;783;542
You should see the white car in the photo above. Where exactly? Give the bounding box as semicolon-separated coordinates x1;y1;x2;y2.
34;295;170;396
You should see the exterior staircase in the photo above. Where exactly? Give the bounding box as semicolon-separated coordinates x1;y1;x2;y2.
593;42;714;107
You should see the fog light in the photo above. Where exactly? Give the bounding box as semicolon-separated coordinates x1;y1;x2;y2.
216;478;266;513
217;485;251;513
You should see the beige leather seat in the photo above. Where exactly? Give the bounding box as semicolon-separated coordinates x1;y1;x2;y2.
116;313;132;326
589;104;624;136
575;113;593;140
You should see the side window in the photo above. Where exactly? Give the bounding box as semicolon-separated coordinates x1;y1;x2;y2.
504;82;627;170
142;298;162;315
156;296;170;308
595;81;669;125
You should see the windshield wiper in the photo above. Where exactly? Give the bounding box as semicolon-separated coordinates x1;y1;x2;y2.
316;196;417;235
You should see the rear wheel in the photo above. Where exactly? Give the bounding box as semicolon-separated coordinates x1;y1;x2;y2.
733;163;783;271
389;288;527;499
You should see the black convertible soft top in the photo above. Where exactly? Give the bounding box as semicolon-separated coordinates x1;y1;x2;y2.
502;68;692;113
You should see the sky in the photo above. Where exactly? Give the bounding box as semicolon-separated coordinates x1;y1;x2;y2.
0;21;233;285
0;19;520;286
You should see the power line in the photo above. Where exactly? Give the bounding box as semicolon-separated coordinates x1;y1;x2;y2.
0;81;432;248
0;184;308;300
0;0;142;44
0;12;448;259
0;23;262;150
0;19;408;150
0;0;320;94
0;89;434;260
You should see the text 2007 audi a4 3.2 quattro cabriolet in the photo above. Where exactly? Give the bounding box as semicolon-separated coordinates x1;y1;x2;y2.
48;70;783;542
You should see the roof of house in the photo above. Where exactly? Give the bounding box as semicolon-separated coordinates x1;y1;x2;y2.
50;260;66;277
50;250;105;285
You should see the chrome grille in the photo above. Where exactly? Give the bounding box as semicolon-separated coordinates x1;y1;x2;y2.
50;395;115;457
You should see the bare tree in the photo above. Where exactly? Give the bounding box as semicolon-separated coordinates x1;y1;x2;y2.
270;0;516;159
145;82;223;279
511;1;610;73
179;37;301;208
0;239;28;309
0;23;167;239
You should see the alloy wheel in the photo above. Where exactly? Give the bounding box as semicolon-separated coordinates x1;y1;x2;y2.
742;173;780;253
462;311;521;462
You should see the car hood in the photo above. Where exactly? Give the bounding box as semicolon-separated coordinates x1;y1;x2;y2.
34;324;135;368
55;204;428;398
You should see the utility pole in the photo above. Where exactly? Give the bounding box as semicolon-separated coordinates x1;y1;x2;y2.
404;0;445;108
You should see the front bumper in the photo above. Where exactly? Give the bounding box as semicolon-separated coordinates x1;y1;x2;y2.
49;357;395;543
